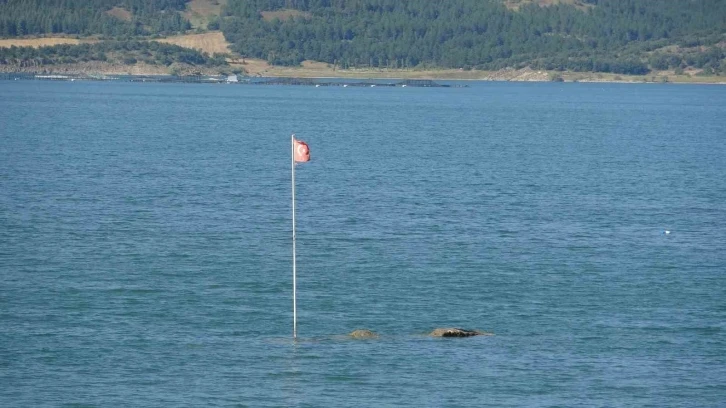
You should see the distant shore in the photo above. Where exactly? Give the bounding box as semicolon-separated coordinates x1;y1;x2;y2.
3;63;725;85
251;67;726;85
2;34;724;85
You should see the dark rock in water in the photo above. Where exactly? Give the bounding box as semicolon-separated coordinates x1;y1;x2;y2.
429;328;490;338
349;329;379;339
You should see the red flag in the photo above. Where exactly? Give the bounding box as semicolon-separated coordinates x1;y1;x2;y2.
294;139;310;162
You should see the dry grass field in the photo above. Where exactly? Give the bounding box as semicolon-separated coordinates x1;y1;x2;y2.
0;37;96;48
155;32;231;55
0;32;231;57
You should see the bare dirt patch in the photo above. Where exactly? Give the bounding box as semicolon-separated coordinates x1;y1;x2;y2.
229;58;271;75
107;7;133;21
184;0;227;29
155;32;231;55
260;9;312;22
300;60;332;70
503;0;593;11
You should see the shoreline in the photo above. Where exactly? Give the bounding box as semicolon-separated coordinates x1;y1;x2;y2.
2;65;725;85
227;60;726;84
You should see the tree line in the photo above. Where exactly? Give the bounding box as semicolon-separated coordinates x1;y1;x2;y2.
0;41;227;68
219;0;726;74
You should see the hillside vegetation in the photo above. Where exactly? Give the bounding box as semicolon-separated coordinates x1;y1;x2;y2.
0;1;232;73
184;0;227;29
0;40;226;70
220;0;726;75
0;0;191;37
0;0;724;78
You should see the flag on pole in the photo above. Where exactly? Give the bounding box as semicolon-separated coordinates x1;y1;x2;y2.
294;139;310;162
290;133;309;339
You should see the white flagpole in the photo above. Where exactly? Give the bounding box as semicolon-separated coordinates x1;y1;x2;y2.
291;133;298;340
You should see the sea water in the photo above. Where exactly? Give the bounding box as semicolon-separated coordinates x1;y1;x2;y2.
1;80;725;406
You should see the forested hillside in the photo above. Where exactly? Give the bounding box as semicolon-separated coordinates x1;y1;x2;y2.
0;40;226;68
220;0;726;75
0;1;229;73
1;0;725;76
0;0;191;37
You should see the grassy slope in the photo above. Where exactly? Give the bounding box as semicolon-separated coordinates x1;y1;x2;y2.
106;7;133;21
0;33;229;57
155;32;231;55
0;38;90;48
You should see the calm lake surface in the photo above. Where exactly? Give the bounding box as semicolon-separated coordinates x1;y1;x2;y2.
1;80;725;406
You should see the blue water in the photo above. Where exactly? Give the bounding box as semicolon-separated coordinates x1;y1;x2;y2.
1;80;725;406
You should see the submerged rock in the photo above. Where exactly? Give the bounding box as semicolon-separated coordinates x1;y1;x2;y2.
429;328;491;338
349;329;379;339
